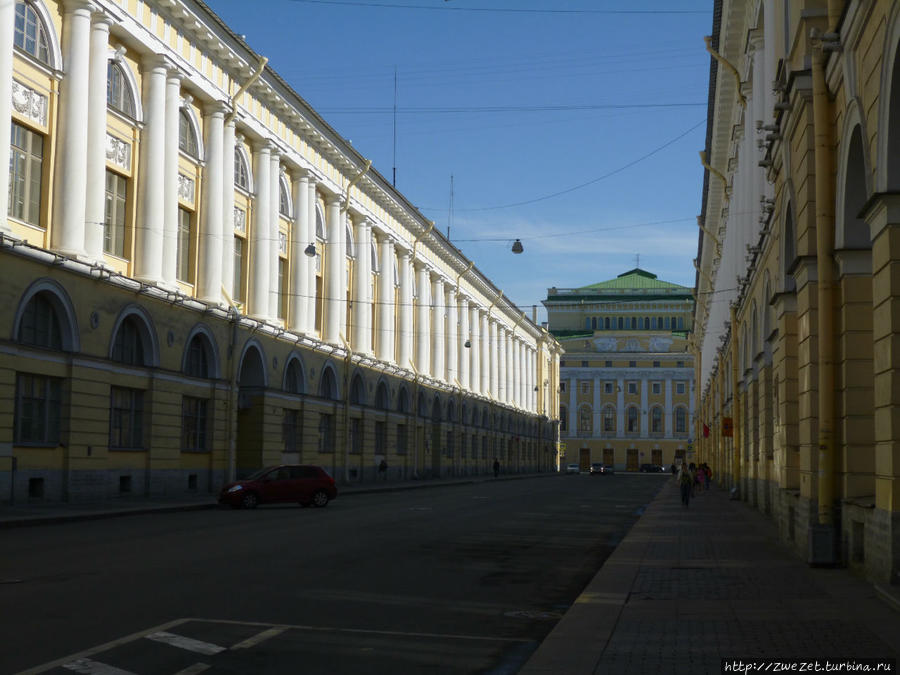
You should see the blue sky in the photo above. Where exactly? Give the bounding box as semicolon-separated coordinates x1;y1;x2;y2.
205;0;712;323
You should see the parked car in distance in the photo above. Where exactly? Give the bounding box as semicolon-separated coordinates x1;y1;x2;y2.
639;464;664;473
219;465;337;509
565;463;580;474
590;462;605;475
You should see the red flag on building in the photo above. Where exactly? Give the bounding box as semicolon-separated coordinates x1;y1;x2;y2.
703;423;710;438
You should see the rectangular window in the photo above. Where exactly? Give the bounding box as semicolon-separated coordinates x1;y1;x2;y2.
109;386;143;449
676;382;686;395
9;122;43;227
605;361;612;368
318;413;334;453
627;382;637;394
559;360;566;367
580;382;590;395
375;421;386;456
233;237;244;303
676;360;685;368
652;382;661;395
559;382;566;392
653;360;660;368
581;360;588;367
104;170;127;257
629;361;636;368
397;424;408;455
349;417;361;454
283;408;300;453
176;207;194;283
181;396;208;452
446;430;454;458
604;382;613;394
14;373;61;445
278;258;287;320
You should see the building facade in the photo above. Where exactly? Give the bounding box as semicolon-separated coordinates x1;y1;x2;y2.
544;269;695;472
694;0;900;584
0;0;562;503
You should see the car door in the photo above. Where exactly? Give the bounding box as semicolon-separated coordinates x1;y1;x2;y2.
291;466;318;502
259;467;292;503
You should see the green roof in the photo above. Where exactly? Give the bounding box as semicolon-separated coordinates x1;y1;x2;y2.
578;268;690;292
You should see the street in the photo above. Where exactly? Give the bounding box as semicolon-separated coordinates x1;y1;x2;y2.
2;474;667;674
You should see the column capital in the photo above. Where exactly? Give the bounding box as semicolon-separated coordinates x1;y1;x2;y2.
141;53;176;74
203;99;229;117
374;230;395;246
325;191;344;207
90;9;117;27
61;0;95;14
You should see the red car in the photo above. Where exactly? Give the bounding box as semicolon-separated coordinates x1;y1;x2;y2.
219;465;337;509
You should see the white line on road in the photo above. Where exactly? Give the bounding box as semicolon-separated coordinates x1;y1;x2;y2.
62;658;138;675
171;663;211;675
144;631;226;655
230;627;285;650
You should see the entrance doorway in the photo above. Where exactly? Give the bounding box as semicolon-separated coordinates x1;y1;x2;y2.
626;448;639;471
579;447;590;472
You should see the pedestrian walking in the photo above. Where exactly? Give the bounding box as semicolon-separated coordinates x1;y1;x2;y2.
694;464;705;496
679;464;693;507
493;459;500;478
378;458;388;481
703;463;712;490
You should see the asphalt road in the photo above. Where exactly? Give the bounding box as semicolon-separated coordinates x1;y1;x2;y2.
2;473;668;674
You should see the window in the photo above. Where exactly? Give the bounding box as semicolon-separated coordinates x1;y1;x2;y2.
111;316;144;365
234;148;250;190
676;361;684;368
18;292;62;349
375;421;386;456
665;317;671;329
651;407;662;433
617;317;624;329
603;407;615;432
109;387;143;449
279;179;291;218
677;317;684;330
176;207;194;283
277;258;287;320
581;360;588;367
350;418;361;454
578;407;591;434
319;413;335;452
604;382;613;394
651;382;661;395
107;62;135;118
560;382;566;392
605;360;612;368
580;382;590;395
9;122;43;227
284;359;304;394
104;171;127;257
559;360;566;367
627;406;639;433
629;361;636;368
675;408;687;433
653;361;660;368
559;405;567;432
233;237;244;303
627;381;637;394
178;109;198;157
283;409;300;453
14;1;50;64
676;382;686;395
184;335;209;378
15;373;61;444
604;317;610;330
397;424;408;454
181;396;208;451
446;430;454;458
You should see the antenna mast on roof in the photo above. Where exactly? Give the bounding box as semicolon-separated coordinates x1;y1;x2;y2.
392;67;398;188
448;174;454;240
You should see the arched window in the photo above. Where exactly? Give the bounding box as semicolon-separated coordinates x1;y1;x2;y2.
14;1;50;65
279;175;291;218
675;407;687;434
178;109;198;158
651;317;657;329
586;317;592;330
397;386;410;413
418;392;428;418
107;61;136;118
184;334;210;378
375;382;389;410
448;400;456;422
605;317;610;330
578;405;592;434
234;147;250;191
319;367;338;401
18;292;62;349
618;317;624;330
591;317;597;330
603;406;615;433
651;407;663;433
111;316;145;366
349;374;366;405
677;316;684;330
627;406;639;433
631;317;637;330
284;359;305;394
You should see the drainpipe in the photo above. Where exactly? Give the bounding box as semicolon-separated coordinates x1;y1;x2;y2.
730;306;741;491
221;284;241;482
225;57;268;126
704;36;747;108
699;152;731;202
409;359;420;478
340;334;353;484
340;160;373;216
811;31;836;528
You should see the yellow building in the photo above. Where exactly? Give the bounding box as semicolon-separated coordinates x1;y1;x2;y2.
694;0;900;583
544;269;695;472
0;0;562;502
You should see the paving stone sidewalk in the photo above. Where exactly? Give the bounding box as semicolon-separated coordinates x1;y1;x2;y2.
521;479;900;675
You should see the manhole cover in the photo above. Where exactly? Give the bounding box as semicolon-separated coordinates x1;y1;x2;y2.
504;610;563;620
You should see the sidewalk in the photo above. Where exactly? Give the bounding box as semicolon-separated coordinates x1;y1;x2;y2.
521;479;900;675
0;472;538;528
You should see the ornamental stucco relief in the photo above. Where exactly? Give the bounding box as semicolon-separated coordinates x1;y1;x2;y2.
12;80;47;126
105;134;131;171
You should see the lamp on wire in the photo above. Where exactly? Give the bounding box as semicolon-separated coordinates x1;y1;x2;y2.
304;243;316;257
511;239;524;254
464;339;471;348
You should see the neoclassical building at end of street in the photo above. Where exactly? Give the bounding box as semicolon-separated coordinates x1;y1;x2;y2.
544;269;696;473
694;0;900;585
0;0;562;503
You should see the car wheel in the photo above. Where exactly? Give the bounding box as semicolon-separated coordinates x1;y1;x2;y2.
311;490;329;508
240;492;258;509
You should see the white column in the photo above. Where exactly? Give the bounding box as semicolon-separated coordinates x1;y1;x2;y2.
488;317;497;396
496;324;505;400
51;0;94;258
517;339;524;407
377;233;396;362
324;193;344;344
249;142;271;319
397;248;413;368
665;378;673;436
269;152;281;321
198;101;225;305
459;296;470;389
431;275;445;380
479;311;488;394
84;13;113;263
0;0;16;232
446;286;458;385
470;305;481;393
161;69;182;287
352;215;371;353
289;171;310;332
568;377;577;436
640;376;649;438
528;348;535;412
221;119;236;302
135;55;168;284
306;179;318;332
415;263;431;374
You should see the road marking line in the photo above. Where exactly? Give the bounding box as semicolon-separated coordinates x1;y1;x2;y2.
230;627;285;650
171;664;211;675
17;618;193;675
61;658;138;675
144;631;226;655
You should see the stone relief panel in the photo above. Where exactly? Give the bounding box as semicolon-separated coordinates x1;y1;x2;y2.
105;134;131;171
593;337;618;352
12;80;48;126
178;174;195;204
